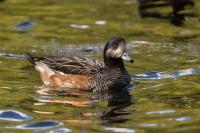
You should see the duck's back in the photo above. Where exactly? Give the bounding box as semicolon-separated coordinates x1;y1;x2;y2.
25;53;104;76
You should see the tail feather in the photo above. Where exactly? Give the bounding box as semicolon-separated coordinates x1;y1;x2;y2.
24;53;55;85
24;53;36;65
35;62;55;85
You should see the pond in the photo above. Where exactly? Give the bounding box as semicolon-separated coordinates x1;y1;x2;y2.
0;0;200;132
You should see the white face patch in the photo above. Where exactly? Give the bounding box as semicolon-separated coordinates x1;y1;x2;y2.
113;46;123;58
105;42;125;59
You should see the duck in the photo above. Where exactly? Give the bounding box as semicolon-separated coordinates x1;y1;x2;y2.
25;37;133;92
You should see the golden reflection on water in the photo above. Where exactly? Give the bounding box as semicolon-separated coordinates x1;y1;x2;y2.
34;86;134;125
36;86;95;106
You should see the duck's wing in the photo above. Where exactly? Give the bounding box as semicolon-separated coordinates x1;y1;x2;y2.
25;53;104;75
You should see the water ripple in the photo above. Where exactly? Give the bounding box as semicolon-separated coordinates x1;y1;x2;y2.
95;20;107;25
131;66;200;79
0;110;32;122
48;128;72;133
6;120;63;130
103;127;136;133
15;20;37;31
176;116;192;122
0;53;24;59
70;24;89;29
145;109;176;115
140;123;166;127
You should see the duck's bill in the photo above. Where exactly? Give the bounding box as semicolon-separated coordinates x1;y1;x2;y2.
121;52;134;63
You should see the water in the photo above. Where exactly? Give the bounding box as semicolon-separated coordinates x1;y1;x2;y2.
0;0;200;132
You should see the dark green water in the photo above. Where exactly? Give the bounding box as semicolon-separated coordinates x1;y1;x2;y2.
0;0;200;132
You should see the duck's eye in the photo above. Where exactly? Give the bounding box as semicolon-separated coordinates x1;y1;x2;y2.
113;45;118;50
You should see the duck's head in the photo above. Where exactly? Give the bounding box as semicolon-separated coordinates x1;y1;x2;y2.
104;37;133;67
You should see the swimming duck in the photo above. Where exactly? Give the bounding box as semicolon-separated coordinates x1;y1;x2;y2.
25;37;133;92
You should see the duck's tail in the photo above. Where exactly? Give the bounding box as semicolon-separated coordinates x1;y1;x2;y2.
24;53;36;65
24;52;55;85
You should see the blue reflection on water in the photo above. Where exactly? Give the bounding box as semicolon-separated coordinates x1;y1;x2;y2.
0;110;64;131
15;20;37;31
0;110;32;122
6;120;63;130
131;66;200;79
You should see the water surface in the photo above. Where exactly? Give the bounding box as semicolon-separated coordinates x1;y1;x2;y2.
0;0;200;132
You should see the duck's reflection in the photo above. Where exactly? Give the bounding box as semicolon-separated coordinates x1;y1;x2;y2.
138;0;195;26
35;86;134;124
100;89;133;124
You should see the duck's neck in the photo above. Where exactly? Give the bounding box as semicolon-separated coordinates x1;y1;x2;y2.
104;57;125;68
